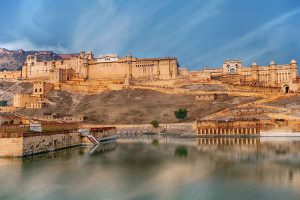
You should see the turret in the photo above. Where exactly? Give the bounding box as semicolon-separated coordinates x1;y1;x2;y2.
270;60;276;67
268;61;277;86
290;59;297;67
251;62;258;68
86;51;94;60
250;62;259;81
51;60;56;69
289;59;298;81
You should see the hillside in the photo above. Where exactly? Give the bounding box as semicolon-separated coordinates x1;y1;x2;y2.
0;81;32;104
17;89;259;124
0;47;78;71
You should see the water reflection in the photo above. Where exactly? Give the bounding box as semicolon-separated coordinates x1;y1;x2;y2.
197;137;259;146
174;146;188;157
196;138;260;156
89;141;116;155
0;137;300;200
195;137;300;192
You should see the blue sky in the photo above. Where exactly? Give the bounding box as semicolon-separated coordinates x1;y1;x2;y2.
0;0;300;70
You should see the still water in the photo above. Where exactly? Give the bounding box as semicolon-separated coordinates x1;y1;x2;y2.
1;137;300;200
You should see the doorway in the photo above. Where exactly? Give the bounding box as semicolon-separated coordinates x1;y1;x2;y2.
284;86;289;94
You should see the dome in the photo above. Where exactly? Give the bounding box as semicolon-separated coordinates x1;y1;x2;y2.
290;59;297;64
251;62;257;66
270;60;276;65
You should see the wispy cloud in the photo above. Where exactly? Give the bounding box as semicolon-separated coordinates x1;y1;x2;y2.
195;8;300;67
0;39;36;50
0;38;67;53
0;0;300;69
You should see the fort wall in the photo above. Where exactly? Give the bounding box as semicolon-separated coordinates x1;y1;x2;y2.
0;137;23;157
0;71;21;79
22;52;178;83
13;94;40;108
22;131;82;156
0;126;117;157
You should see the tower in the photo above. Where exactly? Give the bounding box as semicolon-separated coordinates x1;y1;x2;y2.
269;61;276;87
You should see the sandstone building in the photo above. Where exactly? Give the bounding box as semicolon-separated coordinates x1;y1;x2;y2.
21;52;178;82
0;70;21;79
12;50;300;94
196;119;261;136
32;81;54;97
13;94;42;108
185;59;298;93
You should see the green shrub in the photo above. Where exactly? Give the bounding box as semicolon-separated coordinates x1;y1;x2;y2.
151;120;159;128
174;108;188;121
0;100;8;106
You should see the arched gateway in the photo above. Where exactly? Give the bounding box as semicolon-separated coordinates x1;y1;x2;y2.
283;85;290;94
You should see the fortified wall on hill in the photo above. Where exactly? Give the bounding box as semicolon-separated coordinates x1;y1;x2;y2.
0;49;299;94
21;52;178;82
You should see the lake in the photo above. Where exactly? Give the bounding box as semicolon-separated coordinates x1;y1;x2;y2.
1;137;300;200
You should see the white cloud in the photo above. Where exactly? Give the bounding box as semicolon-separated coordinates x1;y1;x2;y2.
0;39;36;50
0;38;67;53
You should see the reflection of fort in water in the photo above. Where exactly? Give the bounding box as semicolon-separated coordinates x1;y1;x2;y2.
197;138;260;155
197;138;300;160
197;138;259;146
197;137;300;189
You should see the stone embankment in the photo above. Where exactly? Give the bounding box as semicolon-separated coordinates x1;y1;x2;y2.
0;125;116;157
82;122;196;135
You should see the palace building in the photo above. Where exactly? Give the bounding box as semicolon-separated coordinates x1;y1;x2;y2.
187;59;298;93
18;50;299;93
21;52;178;83
196;119;261;136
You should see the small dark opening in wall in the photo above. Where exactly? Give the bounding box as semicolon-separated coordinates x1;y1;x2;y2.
285;86;289;94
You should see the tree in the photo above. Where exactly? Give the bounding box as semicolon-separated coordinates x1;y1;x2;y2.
0;68;8;72
9;120;14;125
0;100;8;106
174;108;188;121
151;120;159;128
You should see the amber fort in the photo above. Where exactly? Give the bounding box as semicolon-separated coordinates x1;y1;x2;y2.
1;50;300;157
0;51;299;113
0;51;297;92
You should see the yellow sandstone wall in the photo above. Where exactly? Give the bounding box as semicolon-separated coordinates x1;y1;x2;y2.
13;94;40;108
22;132;83;156
0;137;23;157
32;81;54;97
88;62;127;80
0;106;16;112
0;71;21;79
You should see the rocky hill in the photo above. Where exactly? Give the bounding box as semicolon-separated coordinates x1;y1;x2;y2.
16;88;259;124
0;48;78;71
